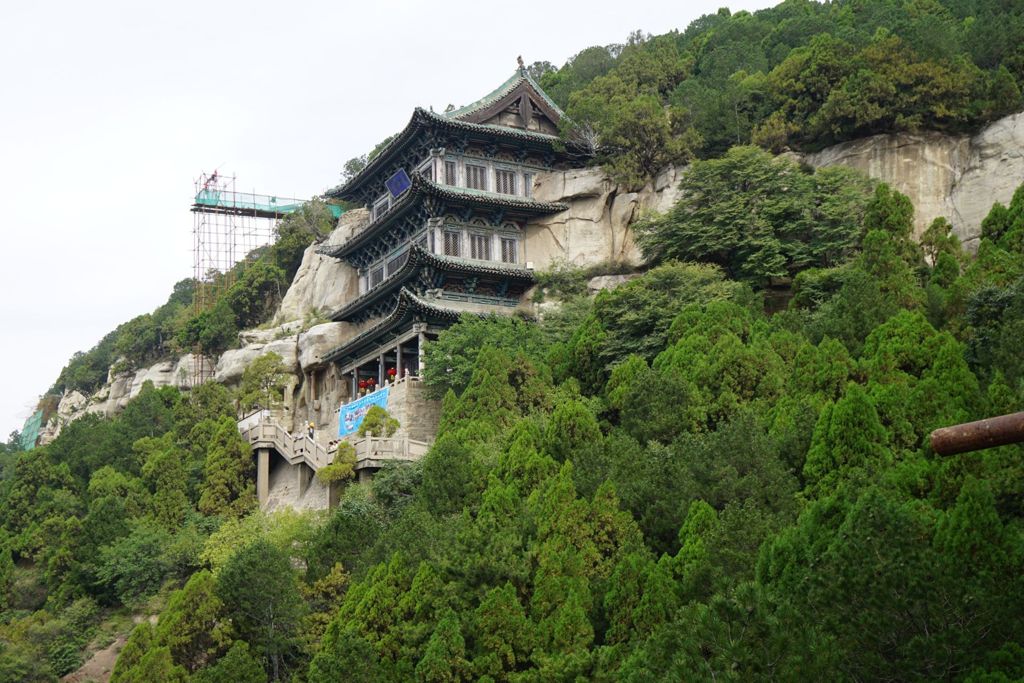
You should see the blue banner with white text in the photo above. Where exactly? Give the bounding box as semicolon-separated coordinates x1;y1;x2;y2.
338;387;390;437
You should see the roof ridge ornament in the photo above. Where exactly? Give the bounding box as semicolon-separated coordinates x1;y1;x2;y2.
517;55;525;74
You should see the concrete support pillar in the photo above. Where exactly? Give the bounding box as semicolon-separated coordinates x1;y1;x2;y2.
396;341;403;379
358;468;373;484
257;448;270;506
378;352;385;385
350;371;357;399
296;462;312;494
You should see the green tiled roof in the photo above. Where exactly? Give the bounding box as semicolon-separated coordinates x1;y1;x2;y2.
444;68;566;122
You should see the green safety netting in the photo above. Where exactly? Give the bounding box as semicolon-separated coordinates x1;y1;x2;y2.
194;189;345;218
20;410;42;451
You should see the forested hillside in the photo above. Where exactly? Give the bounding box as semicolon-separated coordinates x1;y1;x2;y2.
3;1;1024;681
538;0;1024;184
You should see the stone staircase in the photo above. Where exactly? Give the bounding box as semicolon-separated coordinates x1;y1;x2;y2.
237;411;431;510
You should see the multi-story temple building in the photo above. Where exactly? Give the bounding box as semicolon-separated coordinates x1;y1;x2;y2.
315;66;580;397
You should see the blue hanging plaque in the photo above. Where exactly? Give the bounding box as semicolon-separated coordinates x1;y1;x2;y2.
385;169;412;198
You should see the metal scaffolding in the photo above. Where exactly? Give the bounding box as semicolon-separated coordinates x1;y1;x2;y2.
190;171;303;385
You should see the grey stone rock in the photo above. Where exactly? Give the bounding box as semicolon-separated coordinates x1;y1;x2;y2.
277;210;366;322
802;110;1024;247
587;274;640;294
297;322;353;370
214;338;299;386
239;321;303;345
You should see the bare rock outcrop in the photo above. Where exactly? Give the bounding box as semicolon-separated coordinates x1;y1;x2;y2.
802;110;1024;247
949;111;1024;245
277;209;367;322
173;354;214;387
215;338;299;386
528;166;682;270
297;322;352;370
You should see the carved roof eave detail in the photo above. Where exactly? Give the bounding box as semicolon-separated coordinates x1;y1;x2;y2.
316;175;567;262
328;244;535;322
326;107;575;201
321;288;467;365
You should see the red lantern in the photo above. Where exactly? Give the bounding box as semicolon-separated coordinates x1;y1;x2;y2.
367;377;376;387
358;379;367;389
387;367;397;377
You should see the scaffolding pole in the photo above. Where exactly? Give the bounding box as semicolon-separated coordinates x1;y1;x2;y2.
191;172;290;386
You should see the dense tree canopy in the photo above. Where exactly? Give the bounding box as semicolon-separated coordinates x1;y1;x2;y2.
9;3;1024;680
539;0;1024;181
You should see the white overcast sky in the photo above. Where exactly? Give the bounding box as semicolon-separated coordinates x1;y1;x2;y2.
0;0;776;437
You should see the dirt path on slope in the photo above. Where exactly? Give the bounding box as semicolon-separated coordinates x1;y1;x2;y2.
61;634;126;683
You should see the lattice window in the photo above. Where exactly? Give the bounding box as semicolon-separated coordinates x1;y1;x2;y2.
466;164;487;190
444;230;462;257
471;234;491;260
370;266;384;287
495;169;516;195
386;251;407;276
373;196;390;221
444;160;457;185
523;172;534;198
501;237;518;264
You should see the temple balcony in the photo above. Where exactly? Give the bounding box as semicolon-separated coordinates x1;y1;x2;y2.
315;175;567;268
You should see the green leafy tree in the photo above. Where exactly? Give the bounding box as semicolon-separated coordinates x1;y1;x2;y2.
238;352;288;413
422;315;545;399
358;405;400;438
95;523;173;605
316;441;357;485
192;640;267;683
225;261;288;330
636;146;873;283
154;570;229;672
270;199;336;282
217;539;306;681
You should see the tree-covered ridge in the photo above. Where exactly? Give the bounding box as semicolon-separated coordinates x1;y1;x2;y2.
50;201;336;397
538;0;1024;184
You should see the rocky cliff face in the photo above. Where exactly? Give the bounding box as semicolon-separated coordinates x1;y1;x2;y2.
802;111;1024;247
276;209;366;322
527;165;683;268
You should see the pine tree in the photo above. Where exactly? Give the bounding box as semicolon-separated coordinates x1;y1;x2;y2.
154;570;228;672
803;384;890;495
138;433;190;530
216;540;305;681
415;608;471;682
471;583;534;681
198;416;256;519
192;640;267;683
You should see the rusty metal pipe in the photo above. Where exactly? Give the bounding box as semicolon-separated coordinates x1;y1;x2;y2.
929;411;1024;455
